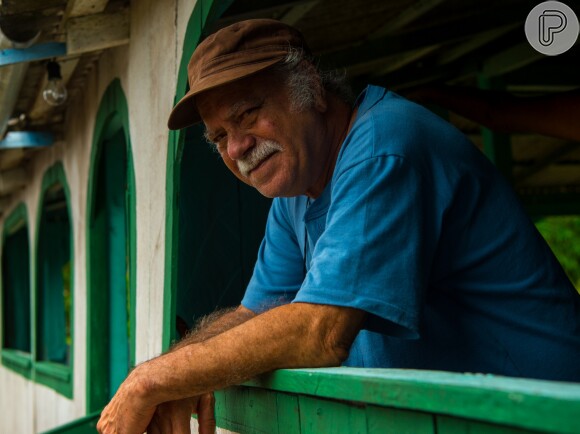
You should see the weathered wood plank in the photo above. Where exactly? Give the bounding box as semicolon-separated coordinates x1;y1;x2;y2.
216;387;280;433
298;395;367;434
276;392;301;434
65;0;108;18
366;406;435;434
437;416;536;434
66;9;129;55
245;368;580;433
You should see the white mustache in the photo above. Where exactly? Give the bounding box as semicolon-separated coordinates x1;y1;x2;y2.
237;139;283;177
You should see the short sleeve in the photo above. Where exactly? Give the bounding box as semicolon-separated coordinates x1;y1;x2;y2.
242;198;305;313
294;154;438;338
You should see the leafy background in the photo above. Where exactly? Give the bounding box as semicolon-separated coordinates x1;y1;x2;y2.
536;216;580;293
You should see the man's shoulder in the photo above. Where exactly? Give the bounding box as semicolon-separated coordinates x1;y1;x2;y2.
338;85;470;169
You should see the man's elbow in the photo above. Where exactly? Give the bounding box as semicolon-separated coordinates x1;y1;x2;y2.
302;305;365;367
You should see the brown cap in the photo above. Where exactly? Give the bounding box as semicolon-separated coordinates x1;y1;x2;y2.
167;19;310;130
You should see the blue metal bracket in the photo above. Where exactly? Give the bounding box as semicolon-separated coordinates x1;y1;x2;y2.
0;131;54;149
0;42;67;67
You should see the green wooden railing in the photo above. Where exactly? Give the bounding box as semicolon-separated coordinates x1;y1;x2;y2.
215;368;580;434
40;368;580;433
40;411;100;434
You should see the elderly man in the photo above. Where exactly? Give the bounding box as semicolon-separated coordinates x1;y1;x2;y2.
97;19;580;434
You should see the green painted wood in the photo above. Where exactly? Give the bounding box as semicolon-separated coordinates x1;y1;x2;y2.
33;162;74;399
2;202;28;234
275;392;301;434
85;79;137;412
1;349;32;379
1;204;31;357
162;0;235;350
216;387;280;433
243;368;580;433
40;411;100;434
366;406;434;434
298;395;367;434
437;416;535;434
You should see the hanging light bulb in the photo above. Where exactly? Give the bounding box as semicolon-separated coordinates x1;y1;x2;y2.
43;61;68;106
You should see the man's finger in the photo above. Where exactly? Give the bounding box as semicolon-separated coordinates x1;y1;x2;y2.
197;393;216;434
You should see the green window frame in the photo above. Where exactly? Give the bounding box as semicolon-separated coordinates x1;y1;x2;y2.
163;0;236;349
34;162;74;398
1;203;33;379
85;79;137;413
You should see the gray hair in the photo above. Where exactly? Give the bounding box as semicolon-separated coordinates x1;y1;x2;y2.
274;47;354;111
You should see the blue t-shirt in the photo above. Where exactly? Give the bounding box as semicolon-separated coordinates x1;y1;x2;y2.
242;85;580;381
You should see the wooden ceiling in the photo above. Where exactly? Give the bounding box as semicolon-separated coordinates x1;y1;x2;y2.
1;0;578;216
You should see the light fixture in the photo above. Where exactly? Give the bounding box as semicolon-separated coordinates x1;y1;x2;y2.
42;60;68;106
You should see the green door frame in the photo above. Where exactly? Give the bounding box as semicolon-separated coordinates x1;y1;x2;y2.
163;0;234;350
86;79;137;413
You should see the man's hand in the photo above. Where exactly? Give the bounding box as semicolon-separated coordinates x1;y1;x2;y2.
96;364;157;434
147;394;216;434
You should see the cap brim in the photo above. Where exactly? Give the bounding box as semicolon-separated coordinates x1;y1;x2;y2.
167;57;284;130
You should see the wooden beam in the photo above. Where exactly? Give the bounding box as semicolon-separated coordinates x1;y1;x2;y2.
368;0;447;39
279;0;319;26
0;196;12;213
65;0;108;18
0;167;28;195
66;9;129;55
437;24;518;66
214;0;315;28
320;8;524;70
519;192;580;217
482;42;544;78
0;0;64;15
0;42;66;67
0;148;26;171
515;142;580;185
371;45;440;76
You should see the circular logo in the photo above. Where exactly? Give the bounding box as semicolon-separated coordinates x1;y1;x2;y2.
525;1;579;55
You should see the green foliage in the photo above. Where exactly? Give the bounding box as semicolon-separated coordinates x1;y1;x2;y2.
535;216;580;293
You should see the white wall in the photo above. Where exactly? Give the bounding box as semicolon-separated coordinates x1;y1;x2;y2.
0;0;200;431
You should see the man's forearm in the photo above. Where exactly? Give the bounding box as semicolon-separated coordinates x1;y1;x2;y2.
134;302;365;407
170;305;256;351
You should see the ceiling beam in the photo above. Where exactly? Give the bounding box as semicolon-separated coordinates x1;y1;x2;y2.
368;0;447;38
437;23;518;66
64;0;108;18
0;167;27;195
0;0;65;15
215;0;315;28
481;42;545;78
370;45;441;76
515;142;580;185
279;0;319;26
320;7;525;70
66;9;129;55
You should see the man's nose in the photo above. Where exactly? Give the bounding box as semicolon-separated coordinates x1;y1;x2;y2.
227;131;254;160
